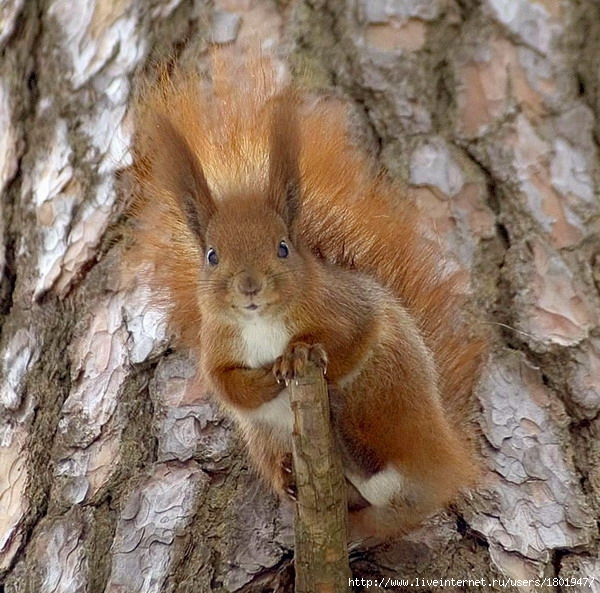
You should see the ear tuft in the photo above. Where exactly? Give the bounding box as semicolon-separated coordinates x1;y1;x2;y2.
268;89;302;229
147;112;216;246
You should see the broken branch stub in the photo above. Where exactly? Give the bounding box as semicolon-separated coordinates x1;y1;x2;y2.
288;364;352;593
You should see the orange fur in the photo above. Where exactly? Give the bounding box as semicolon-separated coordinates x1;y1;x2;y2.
126;52;487;541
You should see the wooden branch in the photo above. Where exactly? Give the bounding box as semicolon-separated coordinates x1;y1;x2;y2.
288;365;352;593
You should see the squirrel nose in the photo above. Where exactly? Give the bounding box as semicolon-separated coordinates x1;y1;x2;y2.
236;274;262;297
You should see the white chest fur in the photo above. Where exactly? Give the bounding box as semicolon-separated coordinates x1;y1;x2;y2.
242;387;294;437
235;315;294;434
237;315;290;368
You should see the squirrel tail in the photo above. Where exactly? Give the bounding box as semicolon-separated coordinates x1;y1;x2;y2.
295;95;487;439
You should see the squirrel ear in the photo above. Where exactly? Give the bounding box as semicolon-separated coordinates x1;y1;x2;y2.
268;90;301;230
149;113;216;246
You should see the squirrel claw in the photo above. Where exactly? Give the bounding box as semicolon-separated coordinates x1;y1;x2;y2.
280;453;297;500
272;342;328;382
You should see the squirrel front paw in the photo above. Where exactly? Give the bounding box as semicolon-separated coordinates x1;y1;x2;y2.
272;342;328;383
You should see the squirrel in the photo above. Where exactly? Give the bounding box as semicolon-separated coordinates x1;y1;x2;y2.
127;52;487;541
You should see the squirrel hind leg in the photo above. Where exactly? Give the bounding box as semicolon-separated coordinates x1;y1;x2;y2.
348;503;416;543
346;465;440;541
347;495;428;542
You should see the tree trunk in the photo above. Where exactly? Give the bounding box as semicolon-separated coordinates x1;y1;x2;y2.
1;0;599;592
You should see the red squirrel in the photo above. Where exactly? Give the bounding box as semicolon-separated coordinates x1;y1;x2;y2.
127;53;486;540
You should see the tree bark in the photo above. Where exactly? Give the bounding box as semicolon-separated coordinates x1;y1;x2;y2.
0;1;599;592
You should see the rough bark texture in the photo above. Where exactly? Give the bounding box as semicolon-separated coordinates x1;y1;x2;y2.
0;1;599;592
289;368;351;593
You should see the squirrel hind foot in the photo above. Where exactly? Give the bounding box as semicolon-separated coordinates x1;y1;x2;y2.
347;497;426;542
345;465;444;540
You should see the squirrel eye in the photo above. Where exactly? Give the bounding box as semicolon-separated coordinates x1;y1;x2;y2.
278;240;290;259
206;248;218;266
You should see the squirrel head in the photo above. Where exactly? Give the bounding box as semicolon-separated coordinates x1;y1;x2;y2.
146;91;308;321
